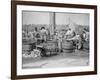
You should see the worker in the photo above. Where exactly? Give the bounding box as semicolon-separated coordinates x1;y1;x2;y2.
64;28;75;39
22;30;27;39
32;27;39;39
83;29;89;43
27;31;34;39
66;34;82;50
40;27;48;42
57;31;63;52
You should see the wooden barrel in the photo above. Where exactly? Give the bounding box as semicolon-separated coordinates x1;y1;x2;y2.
22;44;32;57
46;48;58;56
22;44;32;51
44;41;58;56
45;41;57;49
62;41;73;53
83;42;89;50
63;49;73;53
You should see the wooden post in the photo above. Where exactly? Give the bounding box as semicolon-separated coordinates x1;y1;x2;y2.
49;12;56;35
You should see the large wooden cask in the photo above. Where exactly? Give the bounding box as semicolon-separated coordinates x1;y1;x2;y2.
62;41;74;53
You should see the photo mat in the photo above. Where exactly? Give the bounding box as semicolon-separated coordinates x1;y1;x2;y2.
17;5;94;75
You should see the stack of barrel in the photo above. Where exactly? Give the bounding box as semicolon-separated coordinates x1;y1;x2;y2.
22;44;32;58
45;41;58;56
62;40;74;53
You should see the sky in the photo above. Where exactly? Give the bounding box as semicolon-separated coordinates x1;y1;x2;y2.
22;11;89;26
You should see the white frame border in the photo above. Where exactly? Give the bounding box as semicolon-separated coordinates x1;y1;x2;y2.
17;5;94;75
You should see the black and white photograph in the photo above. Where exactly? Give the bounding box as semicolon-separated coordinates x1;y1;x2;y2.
22;11;90;69
11;1;97;79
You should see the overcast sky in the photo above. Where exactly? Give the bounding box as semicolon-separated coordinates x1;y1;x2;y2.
22;11;89;25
